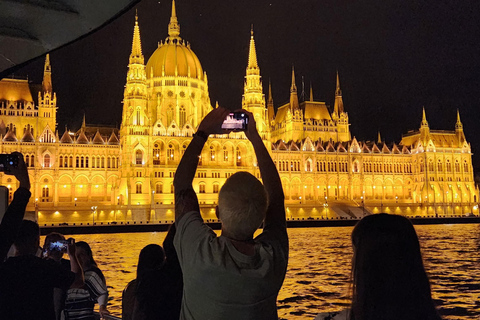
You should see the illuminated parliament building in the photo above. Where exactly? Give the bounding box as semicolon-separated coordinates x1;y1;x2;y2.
0;1;478;224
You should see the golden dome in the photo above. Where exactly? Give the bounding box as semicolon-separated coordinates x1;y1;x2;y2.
146;39;203;80
146;0;203;80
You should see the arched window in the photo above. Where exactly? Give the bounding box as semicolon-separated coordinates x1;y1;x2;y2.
464;161;469;172
136;183;142;194
107;157;111;168
446;161;452;172
42;186;49;198
437;161;443;172
223;147;228;161
179;106;186;127
85;156;89;168
455;161;460;172
136;109;141;125
167;145;174;161
136;150;143;165
213;183;219;193
210;146;215;161
59;156;63;168
236;147;241;166
43;154;50;168
199;183;206;193
25;155;30;167
156;183;163;194
153;144;161;165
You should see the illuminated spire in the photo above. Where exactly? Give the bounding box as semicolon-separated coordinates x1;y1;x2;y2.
82;113;86;129
168;0;181;39
377;131;382;144
42;54;52;92
130;13;144;64
309;82;313;102
455;109;463;130
421;107;429;128
268;79;273;104
247;25;258;70
290;66;297;93
333;71;344;115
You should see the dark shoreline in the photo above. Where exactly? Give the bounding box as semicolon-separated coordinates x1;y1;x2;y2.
39;216;480;235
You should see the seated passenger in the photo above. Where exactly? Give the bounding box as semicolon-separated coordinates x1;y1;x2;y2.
315;213;441;320
122;243;165;320
0;220;83;320
64;241;109;319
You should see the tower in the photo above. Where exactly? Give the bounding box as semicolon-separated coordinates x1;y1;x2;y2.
332;72;350;141
37;54;57;141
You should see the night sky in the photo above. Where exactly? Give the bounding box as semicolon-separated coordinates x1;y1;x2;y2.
12;0;480;169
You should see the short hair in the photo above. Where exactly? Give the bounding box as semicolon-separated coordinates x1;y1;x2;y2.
218;172;268;240
350;214;441;320
14;220;40;255
44;232;65;248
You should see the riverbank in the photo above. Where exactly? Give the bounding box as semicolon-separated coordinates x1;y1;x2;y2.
39;216;480;235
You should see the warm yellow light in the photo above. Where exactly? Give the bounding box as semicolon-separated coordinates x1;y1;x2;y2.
95;185;99;188
80;185;83;188
63;185;66;188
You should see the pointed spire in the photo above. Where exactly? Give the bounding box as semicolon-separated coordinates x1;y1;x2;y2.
421;107;429;128
309;82;313;102
335;70;342;96
268;79;273;104
82;114;86;129
455;109;463;130
290;66;297;93
130;12;144;64
168;0;181;39
377;131;382;144
247;25;258;70
333;71;344;115
42;54;52;92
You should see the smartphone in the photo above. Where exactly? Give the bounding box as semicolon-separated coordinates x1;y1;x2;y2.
0;154;19;173
221;112;248;131
49;240;69;252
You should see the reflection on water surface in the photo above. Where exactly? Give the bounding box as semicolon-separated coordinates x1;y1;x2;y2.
41;224;480;319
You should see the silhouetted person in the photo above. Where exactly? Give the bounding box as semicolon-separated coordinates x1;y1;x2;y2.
0;220;83;320
173;107;288;320
65;241;109;319
123;243;165;320
43;232;72;320
133;224;183;320
0;152;30;262
315;213;442;320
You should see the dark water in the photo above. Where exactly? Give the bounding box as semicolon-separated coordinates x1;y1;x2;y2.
42;224;480;319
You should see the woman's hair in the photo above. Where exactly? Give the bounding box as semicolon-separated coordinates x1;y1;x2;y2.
137;244;165;279
350;214;441;320
75;241;98;267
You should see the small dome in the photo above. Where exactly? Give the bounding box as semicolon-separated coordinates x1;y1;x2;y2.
146;39;203;80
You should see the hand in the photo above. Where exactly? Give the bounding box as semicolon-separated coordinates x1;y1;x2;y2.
5;152;30;190
99;305;110;319
197;106;232;135
66;238;76;257
240;109;260;141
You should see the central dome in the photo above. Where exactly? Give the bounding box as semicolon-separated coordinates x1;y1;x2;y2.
146;39;203;80
146;0;203;80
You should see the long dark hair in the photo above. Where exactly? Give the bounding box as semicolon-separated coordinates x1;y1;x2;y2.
350;214;441;320
76;241;105;283
137;244;165;279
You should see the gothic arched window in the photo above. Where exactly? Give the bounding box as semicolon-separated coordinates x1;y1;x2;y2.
136;150;143;165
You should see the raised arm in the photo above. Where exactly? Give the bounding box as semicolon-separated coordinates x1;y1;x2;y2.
0;152;31;261
243;111;286;228
66;238;84;289
173;107;231;221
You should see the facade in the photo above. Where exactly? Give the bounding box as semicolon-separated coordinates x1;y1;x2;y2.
0;1;478;224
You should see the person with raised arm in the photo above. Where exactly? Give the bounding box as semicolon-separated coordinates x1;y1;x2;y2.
173;106;288;320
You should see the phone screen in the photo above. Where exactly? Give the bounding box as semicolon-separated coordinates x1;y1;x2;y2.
221;112;248;131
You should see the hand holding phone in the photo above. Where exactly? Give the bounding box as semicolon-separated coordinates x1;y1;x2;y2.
221;111;248;131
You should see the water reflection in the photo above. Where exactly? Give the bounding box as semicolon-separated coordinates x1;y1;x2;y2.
41;224;480;319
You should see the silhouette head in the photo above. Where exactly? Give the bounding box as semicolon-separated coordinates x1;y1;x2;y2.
350;213;440;320
217;171;268;240
43;232;66;261
14;220;40;256
137;244;165;279
75;241;97;269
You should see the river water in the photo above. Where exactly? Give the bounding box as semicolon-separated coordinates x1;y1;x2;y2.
42;224;480;319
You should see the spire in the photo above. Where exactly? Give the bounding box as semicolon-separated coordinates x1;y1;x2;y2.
421;107;429;128
309;82;313;101
335;70;342;96
377;131;382;144
290;66;297;93
289;66;299;110
42;54;52;92
268;80;273;104
455;109;463;130
82;114;86;129
333;71;344;115
267;79;275;123
168;0;181;39
130;13;144;64
247;25;258;70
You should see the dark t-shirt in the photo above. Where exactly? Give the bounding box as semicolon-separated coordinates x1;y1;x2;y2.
0;255;75;320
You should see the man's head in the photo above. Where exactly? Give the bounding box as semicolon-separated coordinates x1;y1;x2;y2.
43;232;66;261
217;172;268;240
14;220;40;256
